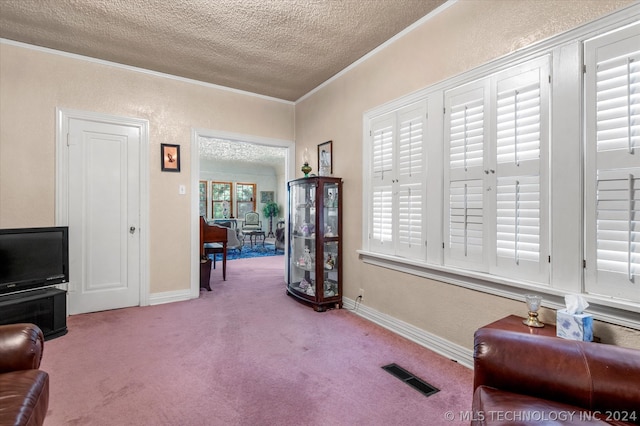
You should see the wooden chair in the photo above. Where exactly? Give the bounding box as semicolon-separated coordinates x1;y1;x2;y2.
200;217;228;284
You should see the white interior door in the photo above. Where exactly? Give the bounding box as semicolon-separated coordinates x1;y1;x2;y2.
66;117;141;314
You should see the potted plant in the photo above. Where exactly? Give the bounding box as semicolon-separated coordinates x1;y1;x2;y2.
262;201;280;238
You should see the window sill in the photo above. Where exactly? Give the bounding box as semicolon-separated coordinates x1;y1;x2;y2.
357;250;640;331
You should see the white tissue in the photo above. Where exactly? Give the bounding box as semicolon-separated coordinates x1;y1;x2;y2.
564;294;589;315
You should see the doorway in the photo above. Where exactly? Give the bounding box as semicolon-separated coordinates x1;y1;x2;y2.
56;109;149;314
190;128;294;297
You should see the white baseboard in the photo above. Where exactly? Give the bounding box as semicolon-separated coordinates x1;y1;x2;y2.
149;289;192;306
342;297;474;369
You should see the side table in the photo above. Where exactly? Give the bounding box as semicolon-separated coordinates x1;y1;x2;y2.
481;314;556;337
244;230;265;248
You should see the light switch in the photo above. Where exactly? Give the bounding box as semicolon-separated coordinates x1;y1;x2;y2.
179;185;186;195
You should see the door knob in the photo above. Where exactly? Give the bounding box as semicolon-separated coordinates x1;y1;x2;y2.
130;226;136;234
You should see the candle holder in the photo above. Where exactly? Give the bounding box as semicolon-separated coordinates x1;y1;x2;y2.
523;294;544;328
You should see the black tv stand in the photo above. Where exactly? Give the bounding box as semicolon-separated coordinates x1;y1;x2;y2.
0;288;67;340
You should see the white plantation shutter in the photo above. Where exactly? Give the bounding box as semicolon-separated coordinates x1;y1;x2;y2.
367;103;426;258
449;97;485;171
372;186;393;247
492;58;549;282
595;55;640;153
397;105;426;259
496;81;541;165
373;122;394;177
444;82;488;268
585;26;640;302
595;169;640;279
398;113;423;177
398;183;423;251
369;116;395;253
496;176;540;262
448;180;484;261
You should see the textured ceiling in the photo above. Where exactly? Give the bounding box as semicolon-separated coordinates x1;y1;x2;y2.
200;137;287;173
0;0;447;102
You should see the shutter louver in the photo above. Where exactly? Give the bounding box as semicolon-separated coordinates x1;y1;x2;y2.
372;187;393;245
595;169;640;280
373;124;394;177
449;98;484;170
496;176;540;262
448;180;484;258
496;81;541;165
399;117;423;177
595;54;640;153
398;183;422;248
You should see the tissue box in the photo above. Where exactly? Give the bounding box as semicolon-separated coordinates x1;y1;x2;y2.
556;309;593;341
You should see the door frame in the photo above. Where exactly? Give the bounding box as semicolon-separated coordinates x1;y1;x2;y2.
190;128;295;298
55;108;150;308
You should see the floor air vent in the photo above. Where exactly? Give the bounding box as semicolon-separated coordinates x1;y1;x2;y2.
381;363;439;397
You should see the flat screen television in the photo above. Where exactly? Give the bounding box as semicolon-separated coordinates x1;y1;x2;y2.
0;226;69;295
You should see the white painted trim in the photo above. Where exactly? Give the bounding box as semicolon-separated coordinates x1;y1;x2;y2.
190;128;295;298
55;108;150;307
358;250;640;330
1;38;294;106
342;297;473;369
148;289;192;305
296;0;459;103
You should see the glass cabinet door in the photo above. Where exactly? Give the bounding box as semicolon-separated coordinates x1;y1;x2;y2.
321;182;339;298
289;180;317;297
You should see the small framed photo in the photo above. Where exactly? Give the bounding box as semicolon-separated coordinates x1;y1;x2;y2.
260;191;274;203
318;140;332;176
161;143;180;172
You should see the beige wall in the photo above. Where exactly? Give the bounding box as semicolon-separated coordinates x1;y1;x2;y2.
0;43;294;294
295;0;640;350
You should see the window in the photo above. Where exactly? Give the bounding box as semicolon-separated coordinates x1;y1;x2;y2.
584;23;640;303
236;183;256;218
362;12;640;316
443;57;550;282
368;102;426;260
211;182;232;219
199;181;208;217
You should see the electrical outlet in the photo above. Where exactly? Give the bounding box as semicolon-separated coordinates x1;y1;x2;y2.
359;288;364;300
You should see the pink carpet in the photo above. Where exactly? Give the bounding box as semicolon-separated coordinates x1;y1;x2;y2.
41;256;473;425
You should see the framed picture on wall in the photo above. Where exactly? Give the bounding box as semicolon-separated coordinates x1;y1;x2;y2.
260;191;274;203
161;143;180;172
318;140;332;176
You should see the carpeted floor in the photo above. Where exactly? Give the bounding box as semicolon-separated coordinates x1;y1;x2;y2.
40;256;473;425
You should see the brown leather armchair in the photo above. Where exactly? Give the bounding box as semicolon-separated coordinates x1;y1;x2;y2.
0;323;49;426
472;328;640;425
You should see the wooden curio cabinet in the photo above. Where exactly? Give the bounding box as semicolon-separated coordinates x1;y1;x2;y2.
287;176;342;312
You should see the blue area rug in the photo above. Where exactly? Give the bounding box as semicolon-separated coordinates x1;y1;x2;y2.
208;243;283;261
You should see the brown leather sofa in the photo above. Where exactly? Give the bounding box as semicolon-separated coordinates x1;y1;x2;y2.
0;323;49;426
473;328;640;425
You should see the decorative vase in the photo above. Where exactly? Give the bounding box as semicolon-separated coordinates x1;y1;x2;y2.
301;162;311;177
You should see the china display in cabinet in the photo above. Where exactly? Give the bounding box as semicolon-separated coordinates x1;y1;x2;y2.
287;176;342;312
